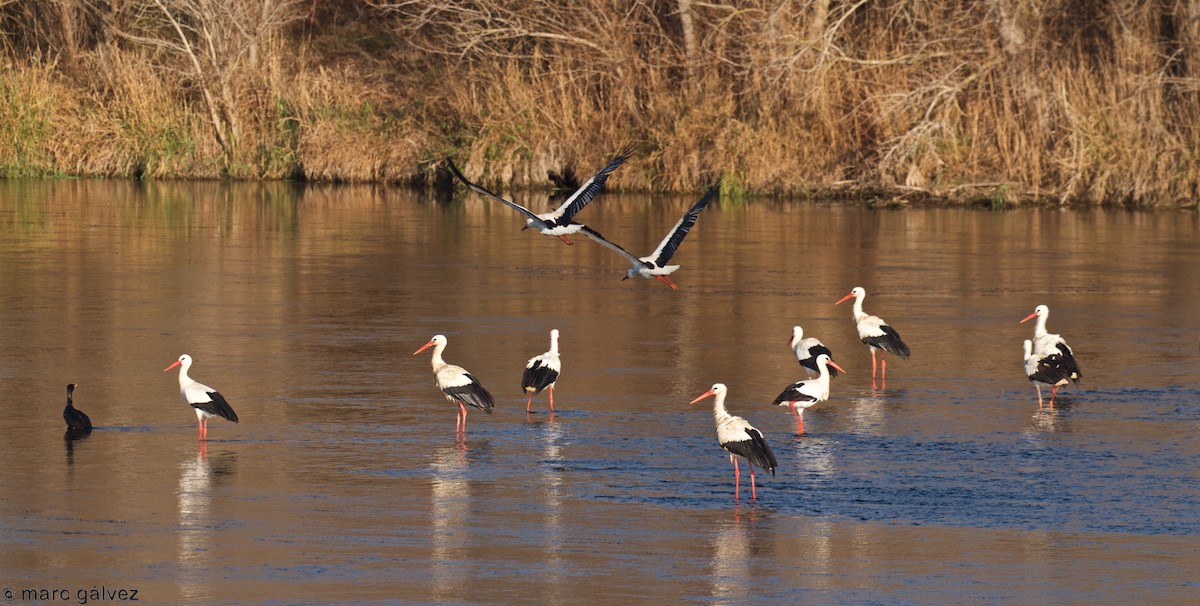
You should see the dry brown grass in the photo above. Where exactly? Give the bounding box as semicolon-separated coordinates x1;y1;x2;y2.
0;57;62;177
389;0;1200;205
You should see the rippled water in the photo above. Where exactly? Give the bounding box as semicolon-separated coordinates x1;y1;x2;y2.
0;180;1197;603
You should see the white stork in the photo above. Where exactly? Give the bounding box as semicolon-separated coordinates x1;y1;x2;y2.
164;354;239;441
522;329;561;413
690;383;778;501
1020;305;1082;409
63;383;93;432
446;149;631;245
835;287;910;381
772;353;847;434
789;325;840;379
580;181;719;291
1023;340;1062;412
414;335;495;438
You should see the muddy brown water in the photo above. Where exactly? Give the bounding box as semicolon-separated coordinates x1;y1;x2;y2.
1;180;1197;604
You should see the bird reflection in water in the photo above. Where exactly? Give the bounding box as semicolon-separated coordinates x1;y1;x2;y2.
846;393;888;435
176;448;236;602
533;419;566;603
791;435;836;487
709;514;750;605
63;428;91;467
709;508;781;606
1028;400;1074;434
801;521;836;591
430;444;472;602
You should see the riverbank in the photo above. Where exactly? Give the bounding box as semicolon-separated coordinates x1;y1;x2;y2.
2;2;1199;208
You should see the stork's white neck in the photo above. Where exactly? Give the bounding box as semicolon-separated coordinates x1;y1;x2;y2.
816;361;834;398
710;391;732;423
852;294;868;323
548;330;560;355
428;341;447;370
176;359;194;388
1032;311;1049;338
790;327;804;350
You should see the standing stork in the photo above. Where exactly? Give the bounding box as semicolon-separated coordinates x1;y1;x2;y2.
446;149;632;245
789;325;839;379
835;287;910;381
772;353;847;434
1023;340;1065;412
521;329;561;413
1020;305;1082;409
164;354;239;441
580;181;719;291
63;383;93;432
414;335;495;438
690;383;777;501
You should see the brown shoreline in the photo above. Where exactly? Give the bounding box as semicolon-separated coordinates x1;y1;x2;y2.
3;2;1200;209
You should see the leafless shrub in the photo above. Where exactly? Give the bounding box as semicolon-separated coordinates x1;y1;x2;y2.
98;0;306;167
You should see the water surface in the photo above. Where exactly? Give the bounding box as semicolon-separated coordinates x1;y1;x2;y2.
0;180;1197;603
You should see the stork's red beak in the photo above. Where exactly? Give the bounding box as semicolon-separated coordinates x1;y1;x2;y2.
413;341;435;355
163;360;181;372
835;292;855;305
689;390;715;404
1019;311;1037;324
827;360;848;375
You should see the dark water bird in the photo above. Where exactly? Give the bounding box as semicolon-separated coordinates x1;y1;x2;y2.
63;383;93;432
690;383;777;501
1020;305;1082;410
522;329;561;413
446;149;632;245
789;325;839;379
415;335;495;438
581;181;719;291
772;353;846;434
835;287;910;381
164;354;239;441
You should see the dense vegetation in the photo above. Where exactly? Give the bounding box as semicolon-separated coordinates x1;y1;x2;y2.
2;1;1199;206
